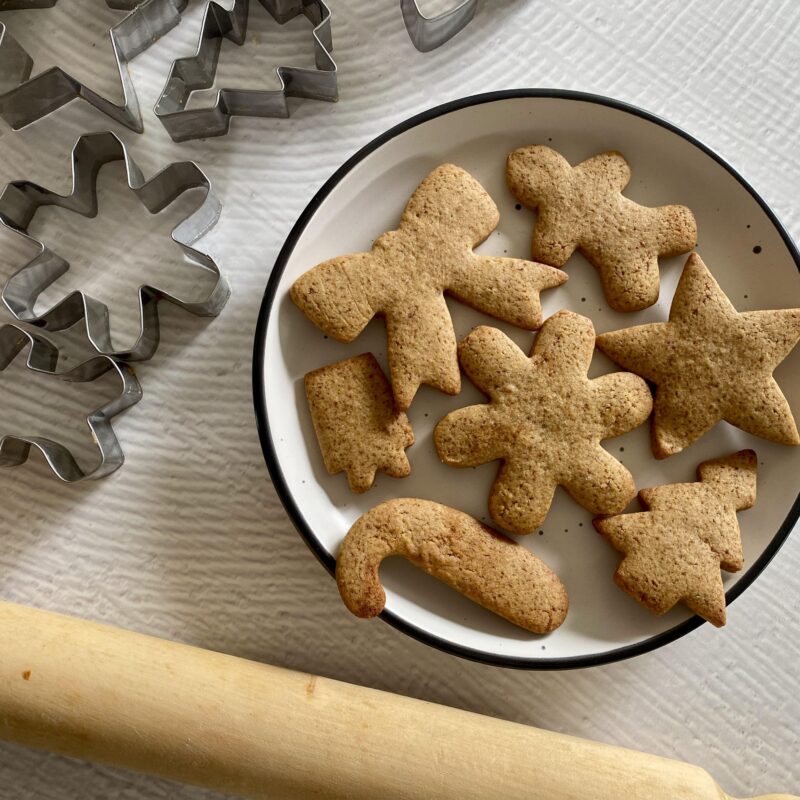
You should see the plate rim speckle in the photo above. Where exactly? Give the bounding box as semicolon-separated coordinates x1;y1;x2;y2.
252;88;800;670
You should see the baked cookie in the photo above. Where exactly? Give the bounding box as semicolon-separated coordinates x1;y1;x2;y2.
597;253;800;458
291;164;567;410
336;498;568;634
434;312;653;534
304;354;414;493
594;450;757;627
506;145;697;311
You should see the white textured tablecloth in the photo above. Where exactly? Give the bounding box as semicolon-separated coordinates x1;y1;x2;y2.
0;1;798;797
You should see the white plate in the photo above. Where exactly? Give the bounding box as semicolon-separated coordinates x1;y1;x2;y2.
253;91;800;668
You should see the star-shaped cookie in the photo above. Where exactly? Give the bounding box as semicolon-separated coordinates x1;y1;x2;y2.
291;164;567;410
506;146;697;311
594;450;757;627
434;312;653;534
597;253;800;458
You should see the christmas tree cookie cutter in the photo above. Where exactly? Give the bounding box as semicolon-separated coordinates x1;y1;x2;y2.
154;0;337;142
0;323;142;482
0;0;188;132
0;130;229;362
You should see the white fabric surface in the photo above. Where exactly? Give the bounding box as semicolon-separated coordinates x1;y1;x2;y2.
0;0;798;797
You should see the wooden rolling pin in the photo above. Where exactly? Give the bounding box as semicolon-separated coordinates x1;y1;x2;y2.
0;601;793;800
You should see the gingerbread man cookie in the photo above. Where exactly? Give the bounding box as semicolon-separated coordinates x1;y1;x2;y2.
594;450;757;627
434;312;653;534
336;498;569;634
305;354;414;493
291;164;567;409
597;253;800;458
506;146;697;311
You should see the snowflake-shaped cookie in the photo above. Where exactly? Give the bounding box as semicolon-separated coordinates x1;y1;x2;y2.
434;311;653;534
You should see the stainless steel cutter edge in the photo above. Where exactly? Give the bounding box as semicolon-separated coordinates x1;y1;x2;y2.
0;322;142;481
401;0;478;52
0;0;188;132
0;130;230;362
154;0;337;143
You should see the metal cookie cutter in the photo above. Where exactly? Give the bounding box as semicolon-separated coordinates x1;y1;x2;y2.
0;323;142;481
401;0;478;52
155;0;337;142
0;130;229;362
0;0;188;132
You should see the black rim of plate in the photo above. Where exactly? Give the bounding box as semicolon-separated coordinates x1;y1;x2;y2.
252;88;800;670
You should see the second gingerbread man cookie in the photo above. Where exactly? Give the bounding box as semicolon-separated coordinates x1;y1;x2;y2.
434;312;653;534
506;146;697;311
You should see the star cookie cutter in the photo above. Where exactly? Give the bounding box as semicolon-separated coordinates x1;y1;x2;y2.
154;0;337;142
0;0;188;132
0;130;230;362
401;0;478;52
0;323;142;481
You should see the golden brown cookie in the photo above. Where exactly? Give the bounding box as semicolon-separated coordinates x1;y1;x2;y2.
304;353;414;493
506;145;697;311
434;312;653;534
597;253;800;458
336;498;568;633
291;164;567;410
594;450;757;627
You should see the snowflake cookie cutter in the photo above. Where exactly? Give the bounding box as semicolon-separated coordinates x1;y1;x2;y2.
0;130;230;362
154;0;337;142
0;0;188;132
400;0;478;52
0;322;142;481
